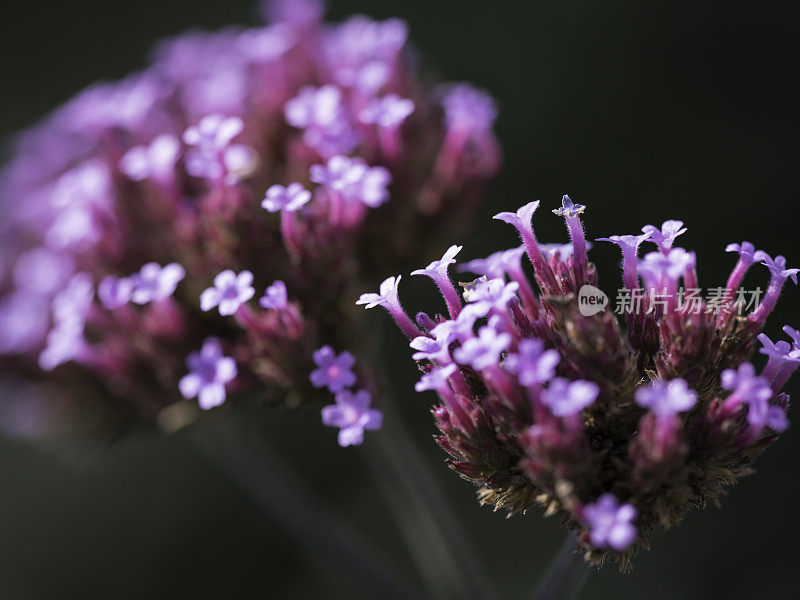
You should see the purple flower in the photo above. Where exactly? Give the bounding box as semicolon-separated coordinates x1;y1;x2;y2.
452;325;511;371
720;363;783;431
539;243;577;259
459;246;526;280
493;201;540;237
284;85;345;130
321;389;383;447
440;84;497;131
97;275;135;310
759;253;800;285
541;378;599;416
130;263;185;305
462;277;520;313
415;364;458;393
200;270;256;316
409;335;450;363
634;378;697;416
725;241;758;266
310;345;357;393
551;194;586;218
747;397;790;433
261;183;312;213
504;339;560;386
784;325;800;349
284;85;359;155
120;134;181;182
183;114;257;183
758;333;798;363
721;363;773;404
183;114;244;150
311;156;391;207
411;245;462;281
637;248;696;286
178;338;237;409
596;233;652;289
583;494;637;552
357;275;403;310
359;94;415;128
259;280;288;310
641;220;687;253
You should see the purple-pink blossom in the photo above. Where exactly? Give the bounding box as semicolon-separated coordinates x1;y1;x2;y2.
200;270;256;316
259;280;288;310
321;389;383;447
130;263;185;305
541;378;599;417
634;378;697;417
309;346;357;393
583;494;637;552
178;338;237;409
262;183;312;213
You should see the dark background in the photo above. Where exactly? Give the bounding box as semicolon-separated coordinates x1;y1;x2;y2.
1;1;798;598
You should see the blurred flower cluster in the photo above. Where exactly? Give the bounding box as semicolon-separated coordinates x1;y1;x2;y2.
367;195;795;568
0;0;499;438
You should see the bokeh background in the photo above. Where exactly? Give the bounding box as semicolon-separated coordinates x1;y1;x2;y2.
1;1;798;598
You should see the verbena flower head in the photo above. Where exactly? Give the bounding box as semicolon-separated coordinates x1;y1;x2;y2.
368;195;795;569
0;1;499;433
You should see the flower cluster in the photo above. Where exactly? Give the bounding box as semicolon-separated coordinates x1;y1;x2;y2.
364;195;795;569
0;0;499;436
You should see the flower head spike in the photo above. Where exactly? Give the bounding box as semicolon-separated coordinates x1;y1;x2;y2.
0;3;500;444
541;378;599;416
376;192;796;568
131;263;185;305
200;270;256;316
178;338;237;410
642;220;687;253
262;183;312;213
634;378;697;416
321;389;383;447
583;494;637;552
309;346;357;393
259;280;288;310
